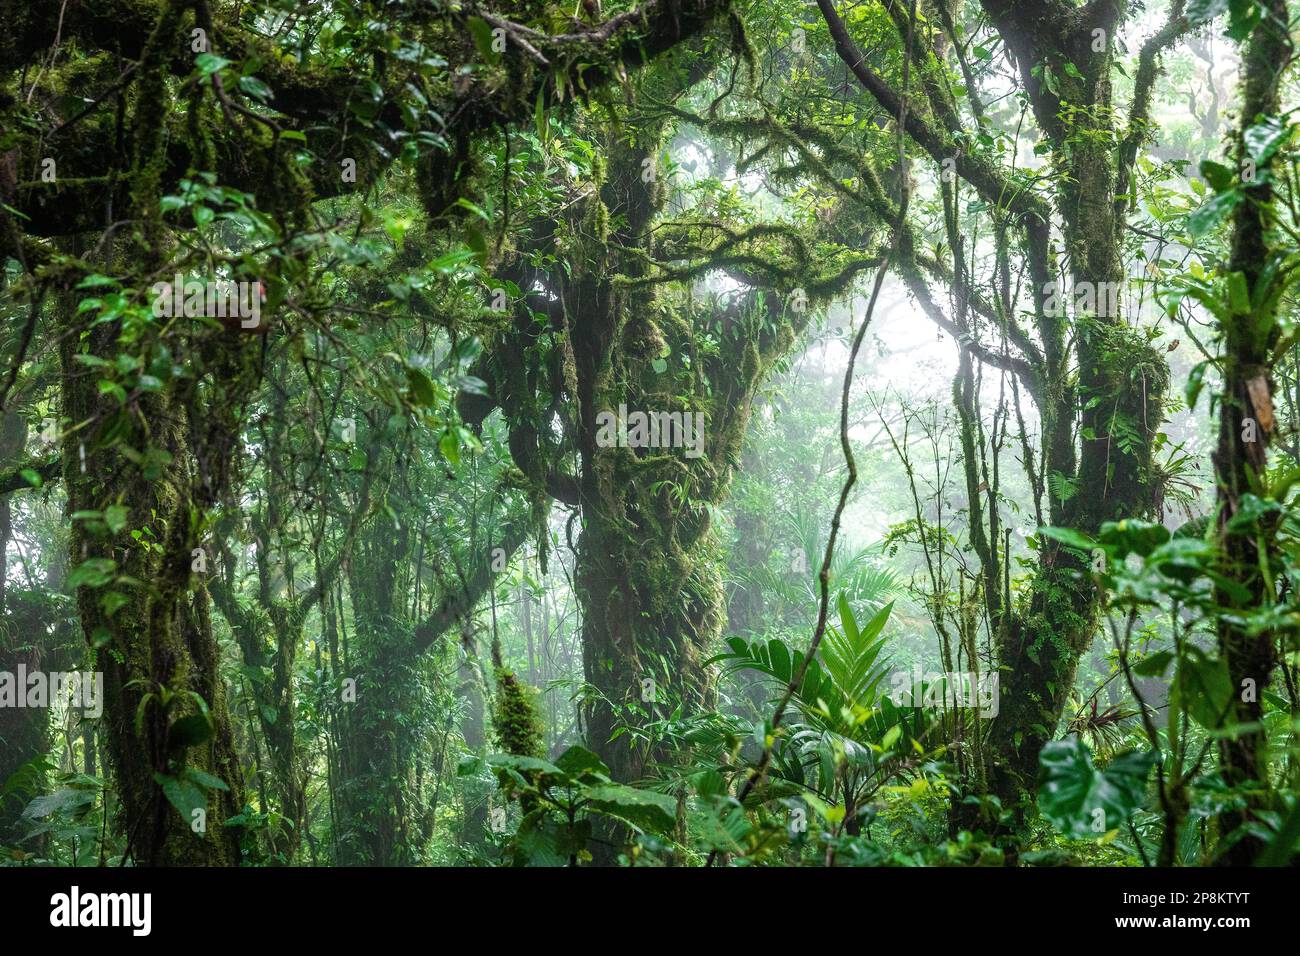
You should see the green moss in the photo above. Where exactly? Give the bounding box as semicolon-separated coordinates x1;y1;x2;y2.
492;668;543;760
128;1;185;255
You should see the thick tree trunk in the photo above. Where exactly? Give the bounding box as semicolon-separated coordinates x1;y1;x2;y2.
567;136;741;784
60;315;246;866
578;512;724;782
978;36;1170;824
1212;0;1292;865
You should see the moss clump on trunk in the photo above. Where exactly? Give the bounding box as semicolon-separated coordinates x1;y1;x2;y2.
493;669;544;760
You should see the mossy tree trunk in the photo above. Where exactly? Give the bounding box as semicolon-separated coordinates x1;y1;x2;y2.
465;57;874;791
558;146;703;779
939;1;1173;820
564;137;825;781
1212;0;1292;865
60;313;248;865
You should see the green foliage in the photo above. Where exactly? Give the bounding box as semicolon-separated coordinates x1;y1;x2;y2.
467;746;677;866
714;597;894;738
1;762;105;867
1038;739;1156;840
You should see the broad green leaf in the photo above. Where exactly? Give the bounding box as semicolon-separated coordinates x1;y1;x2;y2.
169;714;215;749
194;53;232;76
466;17;500;63
1244;116;1292;165
21;787;97;820
104;504;129;534
553;745;610;781
1133;650;1174;677
406;367;437;406
184;768;230;792
67;558;116;590
1177;647;1233;729
1097;519;1170;558
513;810;590;866
487;754;563;778
1039;738;1155;838
1037;526;1097;551
582;783;677;835
1199;159;1235;192
153;773;205;823
1188;189;1242;238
